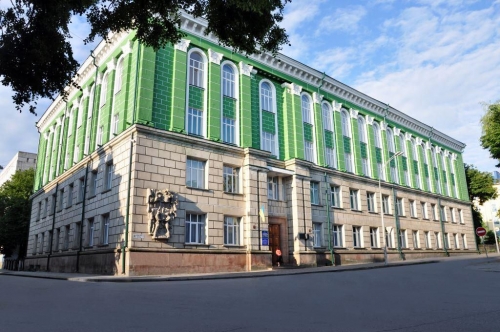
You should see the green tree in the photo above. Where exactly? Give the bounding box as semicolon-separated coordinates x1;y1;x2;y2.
0;168;35;258
0;0;290;114
484;230;497;245
480;101;500;167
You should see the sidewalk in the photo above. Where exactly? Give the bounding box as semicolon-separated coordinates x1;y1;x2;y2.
0;253;496;283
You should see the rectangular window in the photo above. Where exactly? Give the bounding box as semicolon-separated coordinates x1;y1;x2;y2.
185;213;205;244
370;227;379;248
90;170;98;196
382;195;390;214
74;145;80;163
345;153;353;172
112;114;119;135
96;126;103;147
421;202;427;219
413;231;419;249
353;226;362;248
63;225;70;250
399;229;407;248
222;117;236;144
310;182;320;205
450;208;456;223
73;223;81;249
390;166;398;183
462;234;467;249
377;163;385;181
224;216;240;246
313;223;322;248
404;170;410;186
187;108;203;136
350;189;359;210
67;184;73;207
444;233;450;249
54;228;59;252
325;147;336;168
331;186;340;208
459;209;464;224
409;200;416;218
385;229;393;248
79;178;85;202
454;233;459;249
304;141;315;163
440;205;446;221
262;131;276;156
102;215;110;245
424;231;431;248
396;198;404;216
40;232;44;253
435;232;441;248
58;189;64;211
361;158;369;176
33;235;38;254
223;166;239;193
333;225;343;247
51;194;56;215
88;219;94;247
37;201;42;220
367;192;376;212
186;158;205;189
44;198;49;217
268;177;279;200
105;163;114;190
431;204;437;220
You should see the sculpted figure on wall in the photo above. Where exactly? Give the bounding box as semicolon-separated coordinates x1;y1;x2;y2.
147;189;178;240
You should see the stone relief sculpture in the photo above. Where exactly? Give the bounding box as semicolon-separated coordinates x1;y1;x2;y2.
147;189;178;240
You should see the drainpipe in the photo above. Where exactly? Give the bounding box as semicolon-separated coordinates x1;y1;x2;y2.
301;178;308;251
76;162;89;272
392;187;404;260
256;170;262;251
438;197;450;257
46;182;59;271
324;173;334;265
121;41;141;274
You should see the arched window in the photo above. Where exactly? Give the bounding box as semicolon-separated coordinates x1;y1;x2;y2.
373;122;381;148
322;102;336;168
221;62;239;144
114;58;124;94
99;73;108;108
373;122;384;180
341;110;353;172
358;116;370;177
260;80;278;156
387;128;398;183
222;64;235;98
441;151;449;196
302;94;315;163
84;85;95;155
450;156;459;198
189;52;204;88
77;99;84;128
431;147;441;194
411;138;421;189
186;50;207;136
400;134;409;186
421;143;431;191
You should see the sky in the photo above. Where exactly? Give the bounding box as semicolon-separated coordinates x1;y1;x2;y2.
1;0;499;173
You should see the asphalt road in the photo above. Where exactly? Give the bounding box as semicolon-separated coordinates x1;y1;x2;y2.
1;257;499;332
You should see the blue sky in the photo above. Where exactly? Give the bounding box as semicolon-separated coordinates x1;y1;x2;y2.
1;0;500;173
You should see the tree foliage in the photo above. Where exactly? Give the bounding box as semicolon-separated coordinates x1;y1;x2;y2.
484;230;498;245
480;101;500;167
0;168;35;258
464;164;497;205
0;0;290;114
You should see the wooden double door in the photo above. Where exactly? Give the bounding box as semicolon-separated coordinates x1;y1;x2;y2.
269;224;281;266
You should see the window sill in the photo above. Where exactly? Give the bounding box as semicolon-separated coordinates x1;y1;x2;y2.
384;213;393;216
57;209;63;213
185;243;210;247
101;189;112;194
332;206;343;210
83;246;94;249
186;186;210;192
351;209;363;213
97;244;109;248
410;217;419;220
370;247;381;249
353;247;366;250
65;205;72;210
312;204;324;207
423;218;429;221
223;192;243;196
368;211;378;214
223;245;245;249
413;248;422;250
87;195;96;200
313;246;327;250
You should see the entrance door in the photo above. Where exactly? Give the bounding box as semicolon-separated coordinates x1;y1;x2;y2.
269;224;281;265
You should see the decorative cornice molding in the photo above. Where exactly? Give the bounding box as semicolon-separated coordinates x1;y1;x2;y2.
174;38;190;52
121;40;133;55
281;82;302;96
239;62;253;76
332;101;342;112
312;92;323;104
350;108;359;119
366;115;374;125
43;132;49;139
405;132;412;141
416;137;423;145
380;121;388;131
435;146;442;153
425;141;432;150
82;87;90;98
208;49;223;65
393;127;401;136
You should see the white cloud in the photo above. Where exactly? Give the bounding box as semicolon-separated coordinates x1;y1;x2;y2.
316;6;367;34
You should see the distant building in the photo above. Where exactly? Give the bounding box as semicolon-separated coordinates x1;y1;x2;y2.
475;184;500;237
492;171;500;184
0;151;37;187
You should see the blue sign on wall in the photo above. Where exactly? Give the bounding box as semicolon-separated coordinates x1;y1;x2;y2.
262;230;269;246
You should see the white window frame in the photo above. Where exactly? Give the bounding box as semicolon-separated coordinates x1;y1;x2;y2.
413;230;420;249
223;165;240;194
333;225;344;247
186;158;206;189
331;185;341;208
459;209;464;224
112;114;119;135
114;57;124;95
382;195;390;214
88;219;94;247
186;49;208;138
358;115;370;177
435;232;442;249
367;192;376;212
313;223;323;248
99;73;108;108
353;226;363;248
102;214;110;245
224;216;241;246
220;61;239;145
424;231;431;248
409;200;417;218
105;162;114;191
185;213;206;244
399;229;407;248
421;202;428;219
91;170;98;197
259;80;279;157
349;189;359;210
370;227;379;248
310;182;320;205
396;197;404;216
268;176;279;200
462;234;467;249
67;184;73;207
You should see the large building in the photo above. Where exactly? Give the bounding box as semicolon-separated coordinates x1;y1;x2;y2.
475;184;500;237
0;151;37;187
26;13;475;275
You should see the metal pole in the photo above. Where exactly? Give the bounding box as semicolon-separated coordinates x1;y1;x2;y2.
379;177;387;265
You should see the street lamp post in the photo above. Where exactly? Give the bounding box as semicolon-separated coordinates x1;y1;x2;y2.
379;151;403;265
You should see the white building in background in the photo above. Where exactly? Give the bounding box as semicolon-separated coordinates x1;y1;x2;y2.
476;184;500;237
0;151;37;187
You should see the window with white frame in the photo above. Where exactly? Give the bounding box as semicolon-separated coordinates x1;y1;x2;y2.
310;182;320;205
399;229;407;248
450;207;456;223
322;103;333;131
302;94;315;163
260;81;277;156
373;122;385;180
400;134;410;186
67;183;73;207
40;232;44;253
90;170;98;196
353;226;362;248
411;138;421;189
421;202;427;219
33;235;38;254
313;223;322;247
323;103;337;168
224;216;240;245
44;198;49;218
358;116;370;177
105;162;113;191
385;228;394;248
84;86;94;155
74;222;81;249
102;214;110;245
331;186;340;207
325;147;337;169
333;225;343;247
301;94;312;124
185;213;205;244
54;228;59;252
462;234;467;248
370;227;379;248
424;231;431;248
63;225;70;250
268;176;279;200
435;232;441;248
413;230;419;248
341;110;353;173
223;166;239;193
79;178;85;202
260;81;274;113
186;158;205;189
187;108;203;136
382;195;390;214
74;145;80;164
349;189;359;210
304;141;315;163
409;200;417;218
222;117;236;144
440;205;446;221
387;128;398;183
99;73;108;108
37;201;42;221
396;197;404;216
444;233;450;249
431;203;437;220
367;192;376;212
222;64;235;98
112;114;119;135
459;209;464;224
64;153;70;170
77;99;84;128
440;152;449;196
189;52;204;88
454;233;459;249
96;126;103;147
262;131;276;156
114;58;124;94
88;218;94;247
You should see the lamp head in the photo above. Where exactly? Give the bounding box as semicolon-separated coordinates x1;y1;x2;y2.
394;151;403;157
